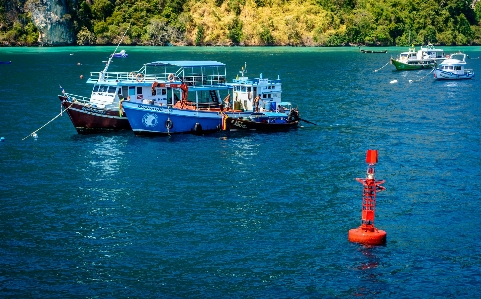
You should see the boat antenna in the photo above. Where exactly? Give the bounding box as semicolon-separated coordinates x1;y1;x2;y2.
239;62;247;77
99;23;131;82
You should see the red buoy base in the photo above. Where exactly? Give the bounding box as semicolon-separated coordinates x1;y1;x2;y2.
348;227;386;245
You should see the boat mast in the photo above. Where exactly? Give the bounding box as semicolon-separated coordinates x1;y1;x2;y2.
99;24;131;82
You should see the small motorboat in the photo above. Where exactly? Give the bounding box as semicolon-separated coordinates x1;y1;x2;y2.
434;53;474;80
0;61;12;64
223;109;300;132
360;49;387;54
111;50;128;58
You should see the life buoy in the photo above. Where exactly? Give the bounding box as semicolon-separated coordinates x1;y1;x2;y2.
136;73;144;82
165;119;173;130
168;73;175;82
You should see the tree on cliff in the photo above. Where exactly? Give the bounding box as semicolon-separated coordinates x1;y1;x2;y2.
1;0;481;46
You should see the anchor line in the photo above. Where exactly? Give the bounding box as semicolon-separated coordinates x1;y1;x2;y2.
409;67;435;83
374;60;390;72
22;103;73;140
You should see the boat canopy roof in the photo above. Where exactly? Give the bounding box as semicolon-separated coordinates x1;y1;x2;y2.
145;61;225;67
440;53;467;65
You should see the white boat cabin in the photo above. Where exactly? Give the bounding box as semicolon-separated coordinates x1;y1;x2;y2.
420;44;445;60
437;53;470;74
228;74;283;112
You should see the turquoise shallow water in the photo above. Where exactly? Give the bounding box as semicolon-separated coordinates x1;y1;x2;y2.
1;46;481;298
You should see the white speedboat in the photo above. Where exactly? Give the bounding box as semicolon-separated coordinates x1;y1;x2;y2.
434;53;474;80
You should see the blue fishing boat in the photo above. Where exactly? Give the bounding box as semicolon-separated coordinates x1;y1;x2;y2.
0;61;12;64
121;62;295;135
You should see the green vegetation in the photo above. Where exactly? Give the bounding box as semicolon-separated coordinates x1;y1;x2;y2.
1;0;481;46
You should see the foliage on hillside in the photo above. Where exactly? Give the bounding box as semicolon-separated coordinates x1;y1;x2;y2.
2;0;481;46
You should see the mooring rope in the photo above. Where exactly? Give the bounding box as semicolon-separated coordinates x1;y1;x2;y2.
409;67;435;83
22;103;73;140
374;60;391;72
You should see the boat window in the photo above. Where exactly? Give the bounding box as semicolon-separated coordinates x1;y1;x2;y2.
129;86;135;96
137;87;142;94
99;85;108;92
241;86;246;92
118;88;122;95
108;86;116;94
162;89;167;95
247;87;251;92
455;66;461;70
93;85;100;92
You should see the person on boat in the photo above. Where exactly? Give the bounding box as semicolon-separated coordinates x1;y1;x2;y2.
254;95;260;112
278;105;285;113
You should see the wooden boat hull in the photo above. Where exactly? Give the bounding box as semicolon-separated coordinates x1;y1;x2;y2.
59;96;131;134
391;58;436;70
225;117;298;131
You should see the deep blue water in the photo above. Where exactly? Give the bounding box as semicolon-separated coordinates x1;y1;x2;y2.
1;46;480;298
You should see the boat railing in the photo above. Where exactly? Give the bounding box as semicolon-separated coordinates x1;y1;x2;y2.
88;70;227;85
89;71;133;81
64;93;90;103
231;78;281;85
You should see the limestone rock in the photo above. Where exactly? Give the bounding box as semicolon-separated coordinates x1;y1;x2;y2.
26;0;74;45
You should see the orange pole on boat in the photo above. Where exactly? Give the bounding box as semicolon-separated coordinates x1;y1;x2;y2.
348;149;387;245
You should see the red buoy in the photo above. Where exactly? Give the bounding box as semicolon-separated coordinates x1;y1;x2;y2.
348;149;387;245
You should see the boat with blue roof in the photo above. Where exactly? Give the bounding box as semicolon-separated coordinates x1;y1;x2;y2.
121;62;297;135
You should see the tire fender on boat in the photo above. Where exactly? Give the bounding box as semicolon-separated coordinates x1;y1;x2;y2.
168;73;175;82
165;119;173;130
194;123;203;135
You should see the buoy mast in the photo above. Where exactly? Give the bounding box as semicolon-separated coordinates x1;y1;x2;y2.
348;149;387;245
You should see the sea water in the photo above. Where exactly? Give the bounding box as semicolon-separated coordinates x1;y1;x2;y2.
0;46;480;298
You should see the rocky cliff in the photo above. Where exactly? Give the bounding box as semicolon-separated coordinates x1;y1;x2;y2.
26;0;74;45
